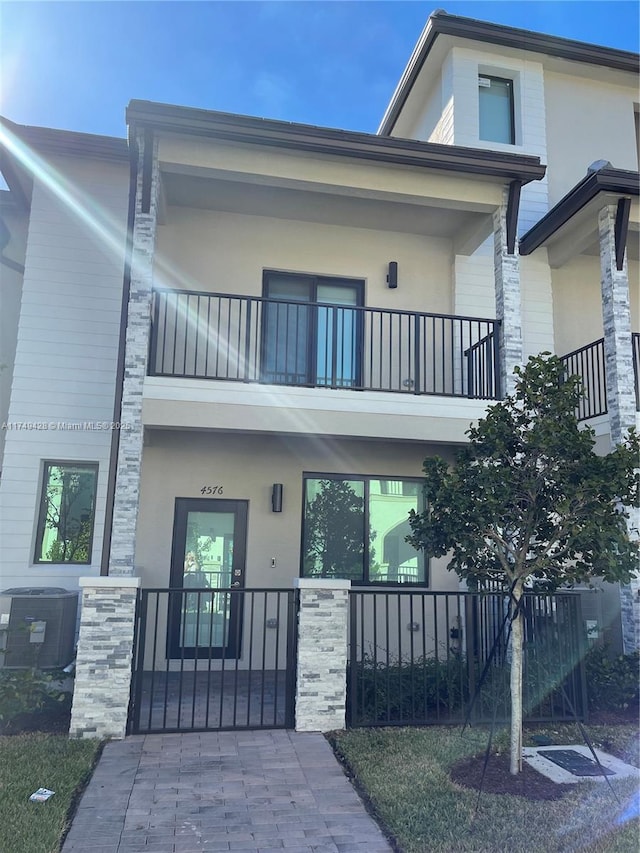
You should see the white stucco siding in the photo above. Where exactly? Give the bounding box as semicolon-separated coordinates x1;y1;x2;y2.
544;70;639;206
0;154;128;591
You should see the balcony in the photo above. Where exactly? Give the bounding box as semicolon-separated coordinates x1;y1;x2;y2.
560;333;640;421
148;289;500;401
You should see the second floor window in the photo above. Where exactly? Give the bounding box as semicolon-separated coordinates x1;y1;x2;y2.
478;75;515;145
262;271;364;388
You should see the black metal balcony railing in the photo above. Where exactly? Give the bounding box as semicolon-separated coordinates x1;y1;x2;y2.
561;333;640;421
149;290;501;400
561;338;607;421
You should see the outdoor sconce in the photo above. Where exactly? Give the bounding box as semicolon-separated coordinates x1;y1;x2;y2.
271;483;283;513
387;261;398;289
407;622;421;632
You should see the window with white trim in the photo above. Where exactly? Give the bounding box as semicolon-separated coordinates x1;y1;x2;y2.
478;75;515;145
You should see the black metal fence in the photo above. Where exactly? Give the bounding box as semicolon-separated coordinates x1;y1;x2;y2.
561;338;607;421
347;590;587;728
129;588;297;734
149;289;500;399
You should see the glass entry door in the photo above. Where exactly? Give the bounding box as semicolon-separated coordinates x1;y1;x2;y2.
168;498;248;658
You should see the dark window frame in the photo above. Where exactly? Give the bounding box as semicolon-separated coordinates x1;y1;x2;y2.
34;460;99;565
261;270;365;388
300;472;428;587
478;74;516;146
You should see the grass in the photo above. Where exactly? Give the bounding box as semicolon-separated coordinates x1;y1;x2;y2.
0;734;103;853
330;724;640;853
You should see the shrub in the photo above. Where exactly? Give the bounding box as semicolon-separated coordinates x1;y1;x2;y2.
584;645;640;712
0;668;70;731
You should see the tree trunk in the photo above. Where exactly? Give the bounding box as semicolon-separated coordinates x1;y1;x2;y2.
509;582;524;775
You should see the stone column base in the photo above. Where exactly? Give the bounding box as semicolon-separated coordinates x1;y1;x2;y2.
69;576;140;739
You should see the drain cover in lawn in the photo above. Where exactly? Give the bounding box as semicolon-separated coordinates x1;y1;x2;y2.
538;749;615;776
523;745;639;784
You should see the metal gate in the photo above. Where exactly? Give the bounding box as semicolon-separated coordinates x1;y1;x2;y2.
347;590;587;728
128;588;297;734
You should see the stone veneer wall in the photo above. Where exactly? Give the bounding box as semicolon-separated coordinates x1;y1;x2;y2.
109;132;159;576
599;204;640;653
69;577;140;739
494;189;523;396
294;578;350;732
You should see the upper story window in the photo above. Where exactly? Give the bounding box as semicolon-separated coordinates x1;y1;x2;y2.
478;75;515;145
34;461;98;564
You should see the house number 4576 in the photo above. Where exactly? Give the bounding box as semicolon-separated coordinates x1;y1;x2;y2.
200;485;224;495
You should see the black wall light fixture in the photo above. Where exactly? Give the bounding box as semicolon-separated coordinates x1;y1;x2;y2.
387;261;398;289
271;483;283;512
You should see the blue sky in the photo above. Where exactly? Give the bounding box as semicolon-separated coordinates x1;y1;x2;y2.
1;1;638;139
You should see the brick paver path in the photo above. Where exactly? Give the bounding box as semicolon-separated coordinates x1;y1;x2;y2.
62;730;392;852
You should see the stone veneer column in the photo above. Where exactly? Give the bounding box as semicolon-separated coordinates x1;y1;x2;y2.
599;204;639;653
294;578;350;732
109;132;159;576
69;577;141;739
494;188;523;397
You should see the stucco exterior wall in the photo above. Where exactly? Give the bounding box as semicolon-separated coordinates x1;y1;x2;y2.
551;257;639;356
0;155;128;590
155;207;454;315
544;70;639;206
134;430;458;592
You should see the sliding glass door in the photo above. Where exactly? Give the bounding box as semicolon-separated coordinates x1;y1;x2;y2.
262;272;363;388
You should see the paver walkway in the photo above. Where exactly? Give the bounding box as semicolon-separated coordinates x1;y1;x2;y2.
62;730;393;853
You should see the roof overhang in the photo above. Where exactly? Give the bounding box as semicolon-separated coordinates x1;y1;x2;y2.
379;10;639;136
0;116;127;211
127;99;545;185
519;168;639;267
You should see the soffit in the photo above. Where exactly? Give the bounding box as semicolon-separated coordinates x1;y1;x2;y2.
160;170;481;240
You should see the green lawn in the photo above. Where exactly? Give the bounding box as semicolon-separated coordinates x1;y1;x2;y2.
0;734;102;853
330;724;640;853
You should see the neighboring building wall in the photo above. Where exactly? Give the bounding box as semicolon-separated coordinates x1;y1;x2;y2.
0;155;128;590
454;253;553;362
551;257;639;355
544;70;639;206
0;205;26;468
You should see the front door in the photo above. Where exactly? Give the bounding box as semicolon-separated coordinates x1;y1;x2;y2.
168;498;248;658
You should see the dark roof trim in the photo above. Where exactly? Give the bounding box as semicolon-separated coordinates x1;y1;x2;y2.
0;116;128;162
379;11;639;136
519;168;639;255
127;99;545;184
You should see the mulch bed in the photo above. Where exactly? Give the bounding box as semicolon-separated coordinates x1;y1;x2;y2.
450;752;574;801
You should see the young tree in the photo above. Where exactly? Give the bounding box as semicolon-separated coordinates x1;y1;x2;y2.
407;354;639;774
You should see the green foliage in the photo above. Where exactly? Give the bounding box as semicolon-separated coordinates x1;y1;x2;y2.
584;645;640;712
0;668;69;729
408;354;640;590
349;654;470;724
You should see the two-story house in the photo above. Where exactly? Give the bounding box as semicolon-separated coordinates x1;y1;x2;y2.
0;12;637;733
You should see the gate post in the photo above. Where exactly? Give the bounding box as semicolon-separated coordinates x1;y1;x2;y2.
69;577;141;739
293;578;350;732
